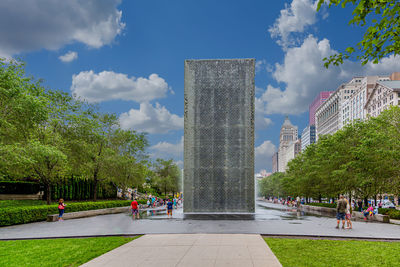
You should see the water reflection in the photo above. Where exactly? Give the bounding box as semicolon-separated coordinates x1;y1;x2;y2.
128;202;327;222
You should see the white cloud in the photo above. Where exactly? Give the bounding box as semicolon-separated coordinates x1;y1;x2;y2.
71;71;169;103
0;0;125;57
119;102;183;134
255;141;276;172
150;136;183;159
256;60;266;73
255;97;273;130
59;51;78;63
269;0;318;48
259;35;400;115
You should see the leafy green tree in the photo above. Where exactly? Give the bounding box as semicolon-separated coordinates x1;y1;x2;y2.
106;129;149;197
317;0;400;67
153;159;181;197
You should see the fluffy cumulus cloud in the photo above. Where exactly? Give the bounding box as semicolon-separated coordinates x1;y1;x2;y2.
0;0;125;57
71;71;169;103
255;97;273;130
59;51;78;63
150;136;183;159
259;35;400;115
269;0;318;48
119;102;183;134
255;141;276;172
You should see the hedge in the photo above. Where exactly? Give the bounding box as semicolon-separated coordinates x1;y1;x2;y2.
306;203;337;208
378;208;400;220
0;199;147;226
49;177;117;201
0;181;42;194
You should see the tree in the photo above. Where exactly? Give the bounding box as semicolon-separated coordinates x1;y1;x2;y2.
317;0;400;67
106;129;149;197
153;159;181;197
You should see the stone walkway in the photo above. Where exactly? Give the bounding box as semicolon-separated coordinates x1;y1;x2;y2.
81;234;282;267
2;202;400;240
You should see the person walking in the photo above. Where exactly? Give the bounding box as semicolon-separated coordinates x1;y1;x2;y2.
58;198;66;221
345;198;352;229
131;198;140;220
336;195;347;229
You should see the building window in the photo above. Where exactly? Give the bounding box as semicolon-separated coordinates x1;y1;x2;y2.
390;94;394;100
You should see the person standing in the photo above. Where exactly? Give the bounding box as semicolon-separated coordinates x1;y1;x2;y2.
131;198;140;220
167;199;173;218
58;198;66;221
336;195;347;229
345;198;352;229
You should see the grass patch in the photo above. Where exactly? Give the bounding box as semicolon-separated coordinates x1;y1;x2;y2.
0;236;139;267
264;238;400;267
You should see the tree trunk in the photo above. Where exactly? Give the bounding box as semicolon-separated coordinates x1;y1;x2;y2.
93;178;98;201
46;183;51;205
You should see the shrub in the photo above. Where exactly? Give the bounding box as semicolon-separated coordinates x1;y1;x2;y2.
0;181;41;194
0;200;134;226
378;208;400;220
306;203;337;208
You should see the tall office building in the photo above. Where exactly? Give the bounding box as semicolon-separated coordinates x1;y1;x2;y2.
301;125;315;151
277;116;298;172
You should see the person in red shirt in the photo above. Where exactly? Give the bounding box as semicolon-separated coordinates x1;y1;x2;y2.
131;199;139;220
58;198;66;221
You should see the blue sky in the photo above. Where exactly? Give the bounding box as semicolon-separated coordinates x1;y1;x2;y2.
2;0;400;173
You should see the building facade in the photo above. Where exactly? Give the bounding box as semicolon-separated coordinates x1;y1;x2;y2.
271;152;279;173
277;116;298;172
309;91;334;125
365;81;400;117
315;80;360;140
301;125;315;151
341;75;390;127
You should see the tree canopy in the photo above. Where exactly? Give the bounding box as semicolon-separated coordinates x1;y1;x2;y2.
317;0;400;67
259;106;400;203
0;59;181;203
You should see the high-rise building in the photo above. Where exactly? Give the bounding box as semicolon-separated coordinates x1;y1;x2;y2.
341;75;390;127
365;78;400;117
315;80;359;140
309;91;334;125
301;125;315;151
277;116;298;172
271;152;279;173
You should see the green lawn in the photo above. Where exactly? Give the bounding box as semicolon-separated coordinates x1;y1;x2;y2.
265;238;400;267
0;236;139;267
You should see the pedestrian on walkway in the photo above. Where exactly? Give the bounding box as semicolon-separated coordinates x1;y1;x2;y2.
345;198;352;229
131;198;140;220
58;198;66;221
336;195;347;229
167;199;173;218
296;196;301;209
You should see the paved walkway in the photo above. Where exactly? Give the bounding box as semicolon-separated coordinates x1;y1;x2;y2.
81;234;282;267
2;202;400;240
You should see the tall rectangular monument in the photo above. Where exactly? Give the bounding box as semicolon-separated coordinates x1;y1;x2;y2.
184;59;255;217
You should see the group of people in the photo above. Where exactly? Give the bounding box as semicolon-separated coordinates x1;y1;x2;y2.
335;195;353;229
130;196;181;220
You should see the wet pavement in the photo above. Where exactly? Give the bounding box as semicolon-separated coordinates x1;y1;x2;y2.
1;201;400;240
